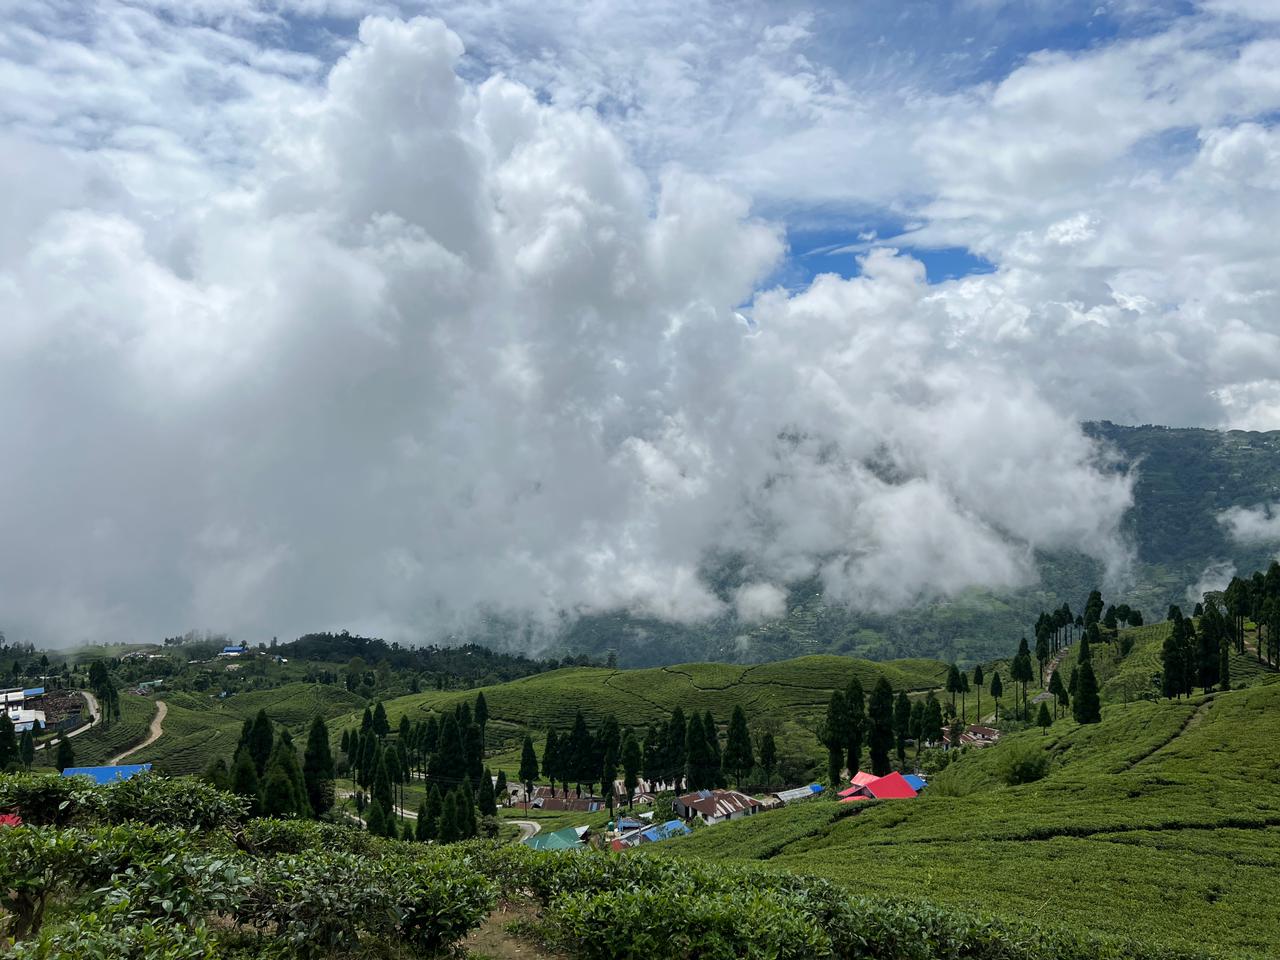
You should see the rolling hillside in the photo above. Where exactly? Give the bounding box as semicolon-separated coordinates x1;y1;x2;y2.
331;654;951;777
657;659;1280;957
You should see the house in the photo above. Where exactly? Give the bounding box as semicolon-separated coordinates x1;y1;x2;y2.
218;645;247;658
6;708;45;733
903;774;927;792
61;764;152;785
611;818;691;850
674;789;763;825
838;771;919;802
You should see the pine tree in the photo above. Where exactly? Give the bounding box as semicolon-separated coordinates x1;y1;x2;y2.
495;769;508;799
303;715;335;818
372;746;394;813
1047;671;1067;719
402;820;416;842
946;664;962;714
685;712;711;790
19;732;34;768
360;706;373;734
601;741;618;814
568;710;593;796
908;701;924;759
702;711;722;787
723;706;754;787
1161;617;1186;699
54;735;76;774
414;800;430;841
460;779;478;838
260;765;301;817
1037;702;1052;734
1219;637;1231;692
972;664;984;720
474;692;488;741
868;677;895;776
989;672;1003;721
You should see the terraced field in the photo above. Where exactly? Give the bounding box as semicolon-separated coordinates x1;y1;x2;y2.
115;682;368;775
658;678;1280;957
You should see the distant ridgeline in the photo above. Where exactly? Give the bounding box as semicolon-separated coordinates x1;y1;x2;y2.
520;423;1280;669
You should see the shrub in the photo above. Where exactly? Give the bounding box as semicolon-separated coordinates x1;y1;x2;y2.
544;886;830;960
239;817;380;856
73;775;247;830
9;908;217;960
0;773;79;826
996;741;1052;786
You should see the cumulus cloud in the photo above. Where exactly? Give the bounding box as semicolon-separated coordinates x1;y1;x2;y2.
1186;559;1237;606
0;12;1143;647
1218;504;1280;545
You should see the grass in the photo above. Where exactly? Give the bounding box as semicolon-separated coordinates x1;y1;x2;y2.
654;678;1280;958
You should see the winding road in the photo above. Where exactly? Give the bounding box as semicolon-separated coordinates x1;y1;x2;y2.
109;700;167;764
509;819;541;842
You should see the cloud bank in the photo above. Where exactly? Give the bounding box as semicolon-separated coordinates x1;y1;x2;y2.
6;1;1279;648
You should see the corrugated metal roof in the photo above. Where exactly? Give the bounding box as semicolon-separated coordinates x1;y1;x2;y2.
61;764;152;785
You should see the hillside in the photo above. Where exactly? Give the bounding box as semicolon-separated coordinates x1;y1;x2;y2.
656;641;1280;957
331;654;950;781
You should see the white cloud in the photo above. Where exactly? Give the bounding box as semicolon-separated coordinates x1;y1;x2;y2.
4;1;1279;648
1218;504;1280;545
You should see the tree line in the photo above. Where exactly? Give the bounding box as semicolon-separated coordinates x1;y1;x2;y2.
204;711;335;822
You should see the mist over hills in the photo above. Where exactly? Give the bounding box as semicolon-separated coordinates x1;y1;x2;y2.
522;422;1280;667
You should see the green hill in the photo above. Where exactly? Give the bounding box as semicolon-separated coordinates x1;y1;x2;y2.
330;654;950;778
657;668;1280;957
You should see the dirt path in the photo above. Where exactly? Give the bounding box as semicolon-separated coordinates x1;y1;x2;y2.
109;700;167;763
463;905;565;959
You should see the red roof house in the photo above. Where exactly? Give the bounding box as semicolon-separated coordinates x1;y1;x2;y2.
863;771;918;799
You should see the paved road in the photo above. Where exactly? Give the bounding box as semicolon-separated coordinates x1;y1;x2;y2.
509;819;542;842
109;700;167;763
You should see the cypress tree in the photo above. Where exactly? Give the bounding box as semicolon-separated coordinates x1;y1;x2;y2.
231;750;261;814
702;711;722;787
372;702;390;739
989;672;1003;721
667;707;687;792
248;709;274;775
19;732;34;768
1048;671;1067;718
568;710;592;796
621;732;641;807
685;713;711;790
402;820;416;842
893;691;911;764
1219;638;1231;692
823;691;847;785
723;706;754;787
54;735;76;774
519;735;539;804
601;741;618;814
460;780;478;838
844;677;865;777
1037;702;1052;734
759;732;777;783
495;769;508;798
465;723;485;787
415;799;430;841
360;706;373;734
908;700;924;758
366;798;388;836
203;756;229;790
474;692;488;741
438;791;460;843
431;714;466;789
972;665;984;720
946;664;962;713
868;677;895;776
923;691;943;744
372;746;394;813
260;765;300;817
541;728;559;796
422;784;443;841
478;767;498;816
266;739;311;817
1073;660;1102;724
303;716;335;818
340;728;351;757
358;730;378;789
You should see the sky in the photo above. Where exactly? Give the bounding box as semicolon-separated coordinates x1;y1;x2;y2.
1;0;1279;647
